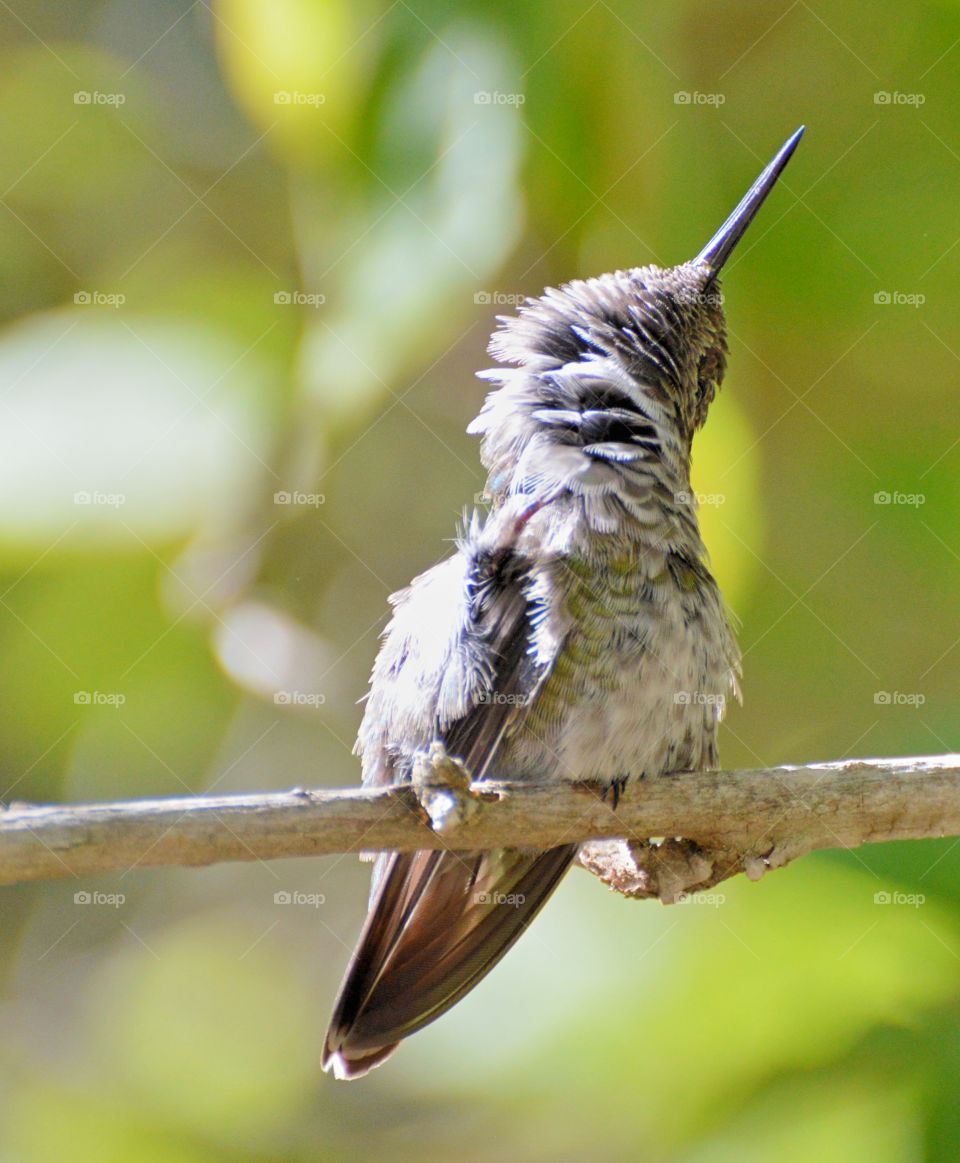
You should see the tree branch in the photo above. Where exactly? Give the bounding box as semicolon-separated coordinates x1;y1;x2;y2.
1;755;957;898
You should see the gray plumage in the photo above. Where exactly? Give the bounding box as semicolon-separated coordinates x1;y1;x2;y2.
323;128;804;1080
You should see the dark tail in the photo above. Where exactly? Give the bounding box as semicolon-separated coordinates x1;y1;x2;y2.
322;843;577;1079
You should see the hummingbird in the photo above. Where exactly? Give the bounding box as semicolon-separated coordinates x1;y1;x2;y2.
323;126;805;1079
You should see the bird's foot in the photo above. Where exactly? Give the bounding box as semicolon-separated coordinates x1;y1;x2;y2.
601;774;631;810
411;742;480;834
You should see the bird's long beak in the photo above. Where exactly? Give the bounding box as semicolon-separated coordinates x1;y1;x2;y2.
694;126;805;279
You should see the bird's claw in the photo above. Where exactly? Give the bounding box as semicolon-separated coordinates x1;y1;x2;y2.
411;742;480;834
602;775;630;810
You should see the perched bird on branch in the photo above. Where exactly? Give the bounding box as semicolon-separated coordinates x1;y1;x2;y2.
323;126;805;1079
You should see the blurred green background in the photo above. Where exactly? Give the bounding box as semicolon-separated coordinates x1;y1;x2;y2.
0;1;958;1160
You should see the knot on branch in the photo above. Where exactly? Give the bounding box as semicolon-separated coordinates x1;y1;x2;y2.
576;837;792;902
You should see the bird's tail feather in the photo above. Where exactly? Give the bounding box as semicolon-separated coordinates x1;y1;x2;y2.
323;843;577;1079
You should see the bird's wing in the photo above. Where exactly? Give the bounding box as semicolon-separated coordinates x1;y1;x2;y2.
323;518;578;1079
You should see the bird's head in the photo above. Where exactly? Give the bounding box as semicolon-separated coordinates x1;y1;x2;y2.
469;129;803;516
